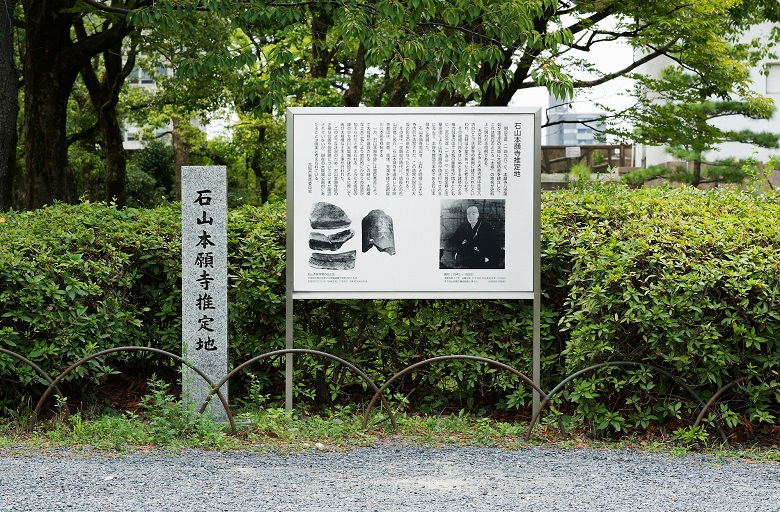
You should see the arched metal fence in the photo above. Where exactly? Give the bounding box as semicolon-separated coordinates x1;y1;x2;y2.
0;346;751;440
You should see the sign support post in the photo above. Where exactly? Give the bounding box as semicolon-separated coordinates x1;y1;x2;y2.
286;118;295;412
285;291;294;412
533;127;542;417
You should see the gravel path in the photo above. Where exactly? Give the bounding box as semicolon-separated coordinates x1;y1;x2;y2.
1;445;779;511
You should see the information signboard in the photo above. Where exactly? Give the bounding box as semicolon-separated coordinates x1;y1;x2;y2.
287;107;540;299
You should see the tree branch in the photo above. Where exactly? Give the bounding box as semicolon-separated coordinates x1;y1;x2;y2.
67;12;137;68
572;40;677;88
565;10;613;37
66;123;100;147
79;0;132;15
416;21;505;48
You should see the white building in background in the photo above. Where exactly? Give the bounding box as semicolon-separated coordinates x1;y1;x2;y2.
545;94;606;146
122;66;173;150
634;23;780;168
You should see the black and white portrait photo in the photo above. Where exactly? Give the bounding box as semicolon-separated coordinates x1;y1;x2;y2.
439;199;506;269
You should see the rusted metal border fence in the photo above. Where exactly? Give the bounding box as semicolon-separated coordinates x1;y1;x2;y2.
0;346;755;440
360;355;547;430
28;347;235;432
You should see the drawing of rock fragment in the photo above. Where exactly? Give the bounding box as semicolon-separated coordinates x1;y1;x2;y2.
309;229;355;250
309;250;356;270
362;209;396;255
309;202;351;229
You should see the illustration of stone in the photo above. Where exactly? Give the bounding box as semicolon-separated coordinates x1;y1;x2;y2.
362;209;396;255
309;229;355;251
310;202;351;229
309;250;357;270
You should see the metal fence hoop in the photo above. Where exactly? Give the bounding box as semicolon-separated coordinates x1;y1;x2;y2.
693;376;750;443
362;355;546;430
524;361;718;442
0;347;69;424
199;348;397;430
30;346;235;433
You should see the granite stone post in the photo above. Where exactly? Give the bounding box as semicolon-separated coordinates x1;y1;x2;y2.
181;166;228;421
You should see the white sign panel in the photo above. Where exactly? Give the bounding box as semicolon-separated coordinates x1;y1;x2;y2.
287;107;539;299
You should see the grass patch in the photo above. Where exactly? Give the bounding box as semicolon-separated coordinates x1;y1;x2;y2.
0;408;555;454
1;379;778;460
2;403;779;463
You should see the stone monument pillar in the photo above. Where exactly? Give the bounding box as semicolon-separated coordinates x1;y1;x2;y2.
181;166;228;421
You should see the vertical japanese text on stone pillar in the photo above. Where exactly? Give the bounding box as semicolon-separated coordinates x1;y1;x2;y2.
181;166;228;421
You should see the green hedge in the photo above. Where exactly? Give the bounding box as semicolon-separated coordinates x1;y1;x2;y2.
548;185;780;431
0;203;182;414
1;185;779;434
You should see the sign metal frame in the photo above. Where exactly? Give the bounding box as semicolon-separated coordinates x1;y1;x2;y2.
285;107;541;414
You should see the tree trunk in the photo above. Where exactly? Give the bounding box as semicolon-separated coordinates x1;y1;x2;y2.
477;11;551;106
101;107;127;205
79;139;100;201
387;75;414;107
250;125;270;204
80;39;131;207
22;0;80;209
100;38;132;207
0;0;19;210
343;44;366;107
252;141;269;205
478;52;535;106
172;116;191;202
310;8;334;79
385;67;421;107
21;0;135;210
372;73;390;107
255;165;269;205
692;160;702;187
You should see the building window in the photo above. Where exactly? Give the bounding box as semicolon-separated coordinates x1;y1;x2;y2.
127;66;170;86
140;69;154;84
767;63;780;94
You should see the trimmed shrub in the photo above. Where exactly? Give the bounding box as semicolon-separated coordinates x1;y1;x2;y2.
548;184;780;432
1;185;779;435
0;202;181;413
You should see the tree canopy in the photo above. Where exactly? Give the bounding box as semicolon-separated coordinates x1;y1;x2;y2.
2;0;779;209
123;0;780;110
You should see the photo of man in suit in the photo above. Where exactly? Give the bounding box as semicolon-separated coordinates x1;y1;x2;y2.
446;204;502;269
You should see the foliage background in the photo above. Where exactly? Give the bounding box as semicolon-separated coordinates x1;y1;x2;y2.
1;186;779;434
